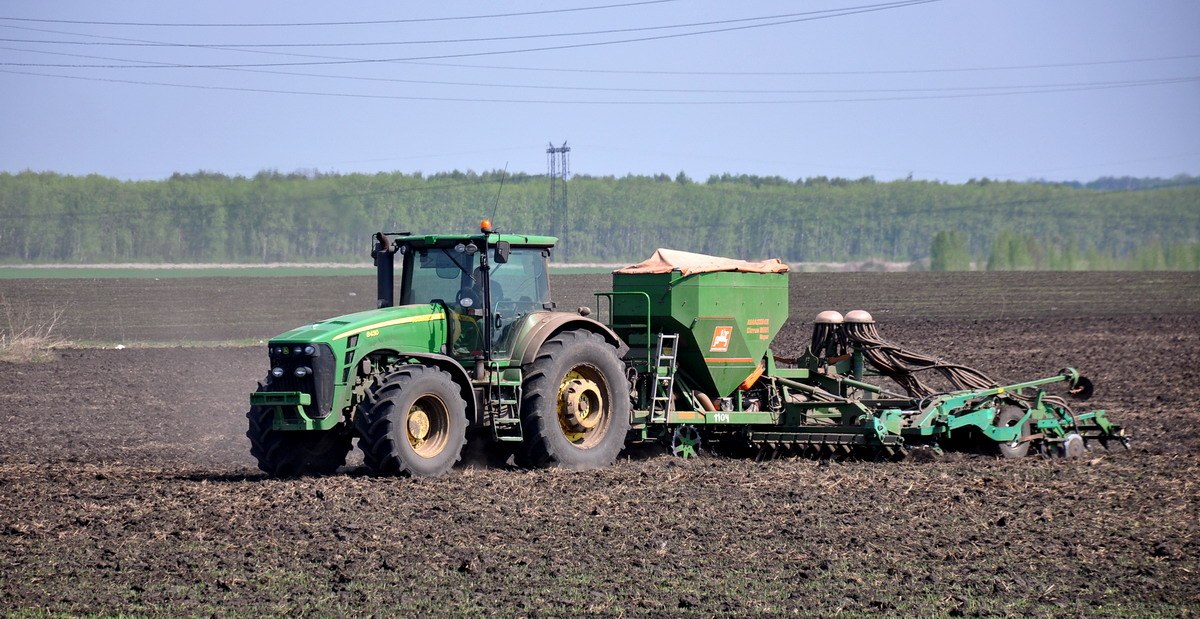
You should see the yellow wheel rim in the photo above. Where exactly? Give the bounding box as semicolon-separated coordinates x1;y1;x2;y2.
407;397;449;458
556;368;609;448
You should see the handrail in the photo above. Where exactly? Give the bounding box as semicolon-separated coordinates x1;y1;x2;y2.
593;290;652;368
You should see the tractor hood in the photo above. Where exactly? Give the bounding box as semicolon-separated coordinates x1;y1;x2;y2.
270;303;447;346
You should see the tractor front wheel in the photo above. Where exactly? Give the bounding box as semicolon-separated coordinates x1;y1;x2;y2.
521;330;631;468
246;382;351;477
356;365;468;477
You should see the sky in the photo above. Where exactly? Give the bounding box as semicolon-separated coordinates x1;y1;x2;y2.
0;0;1198;184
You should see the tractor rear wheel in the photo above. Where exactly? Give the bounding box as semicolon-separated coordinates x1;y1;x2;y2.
993;404;1031;459
246;382;351;477
520;330;630;469
356;365;468;477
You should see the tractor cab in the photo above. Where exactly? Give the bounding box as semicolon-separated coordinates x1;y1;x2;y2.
380;223;557;361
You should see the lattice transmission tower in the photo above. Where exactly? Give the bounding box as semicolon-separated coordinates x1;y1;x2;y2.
546;141;570;261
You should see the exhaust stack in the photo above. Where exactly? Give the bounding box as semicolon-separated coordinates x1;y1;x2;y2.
373;232;397;308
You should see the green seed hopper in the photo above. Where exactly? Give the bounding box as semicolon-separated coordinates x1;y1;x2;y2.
608;249;789;397
598;247;1126;459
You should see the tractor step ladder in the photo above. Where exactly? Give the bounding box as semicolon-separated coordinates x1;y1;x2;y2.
648;333;679;424
489;377;524;442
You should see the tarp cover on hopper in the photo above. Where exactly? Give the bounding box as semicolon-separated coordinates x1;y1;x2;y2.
613;248;789;276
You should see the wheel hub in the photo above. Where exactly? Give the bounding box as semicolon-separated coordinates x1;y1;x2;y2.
408;407;431;442
561;377;603;432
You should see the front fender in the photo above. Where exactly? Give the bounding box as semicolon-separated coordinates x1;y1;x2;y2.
353;348;479;426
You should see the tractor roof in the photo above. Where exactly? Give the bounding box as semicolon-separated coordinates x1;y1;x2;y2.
395;232;558;248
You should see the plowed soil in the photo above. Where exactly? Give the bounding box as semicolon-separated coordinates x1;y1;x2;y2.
1;272;1198;617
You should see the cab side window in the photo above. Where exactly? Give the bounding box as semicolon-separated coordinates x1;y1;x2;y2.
490;248;551;353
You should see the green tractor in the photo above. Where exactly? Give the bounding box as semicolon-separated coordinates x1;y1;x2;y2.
247;222;631;476
248;223;1126;477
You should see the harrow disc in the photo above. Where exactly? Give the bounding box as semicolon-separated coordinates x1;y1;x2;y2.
994;405;1032;459
1061;433;1087;459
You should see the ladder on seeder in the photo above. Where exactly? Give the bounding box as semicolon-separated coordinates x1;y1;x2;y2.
648;333;679;423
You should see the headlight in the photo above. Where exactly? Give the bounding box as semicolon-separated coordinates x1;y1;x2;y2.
271;367;285;378
304;345;316;356
294;366;311;378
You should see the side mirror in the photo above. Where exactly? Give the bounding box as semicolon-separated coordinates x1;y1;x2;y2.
494;241;511;264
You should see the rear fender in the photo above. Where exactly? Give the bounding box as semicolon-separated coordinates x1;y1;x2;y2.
513;312;628;366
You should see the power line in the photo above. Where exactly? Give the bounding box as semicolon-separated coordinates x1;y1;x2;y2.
4;26;1196;108
380;53;1200;77
9;19;1200;77
0;22;388;64
5;48;1195;96
5;19;1198;77
0;1;942;69
3;67;1194;104
0;4;942;50
4;27;1195;86
0;1;683;28
0;2;951;79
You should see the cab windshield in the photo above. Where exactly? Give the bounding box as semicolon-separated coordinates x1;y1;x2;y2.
400;246;479;307
398;243;552;358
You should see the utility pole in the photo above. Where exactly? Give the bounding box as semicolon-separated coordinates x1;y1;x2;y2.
546;141;570;262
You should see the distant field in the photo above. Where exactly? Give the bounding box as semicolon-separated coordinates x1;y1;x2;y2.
2;271;1198;345
0;265;373;279
0;264;613;279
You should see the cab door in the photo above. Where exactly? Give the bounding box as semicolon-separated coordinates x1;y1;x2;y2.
488;247;553;357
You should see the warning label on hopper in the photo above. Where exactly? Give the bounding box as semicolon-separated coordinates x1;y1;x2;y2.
709;326;733;352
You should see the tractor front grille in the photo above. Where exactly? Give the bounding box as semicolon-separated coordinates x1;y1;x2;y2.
267;343;335;419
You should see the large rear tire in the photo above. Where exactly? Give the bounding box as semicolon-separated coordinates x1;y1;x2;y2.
356;365;468;477
246;382;351;477
993;404;1031;459
521;330;631;469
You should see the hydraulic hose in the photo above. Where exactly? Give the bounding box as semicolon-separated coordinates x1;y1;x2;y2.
830;318;1073;415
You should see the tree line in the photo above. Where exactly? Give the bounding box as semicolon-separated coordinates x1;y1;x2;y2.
929;228;1200;271
0;169;1196;268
